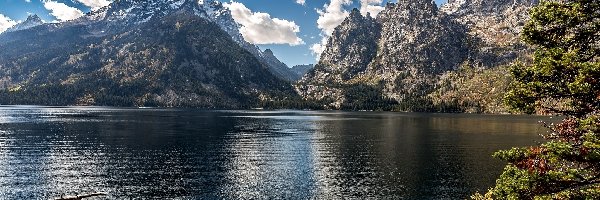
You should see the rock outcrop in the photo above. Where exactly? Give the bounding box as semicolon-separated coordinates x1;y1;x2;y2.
297;0;537;110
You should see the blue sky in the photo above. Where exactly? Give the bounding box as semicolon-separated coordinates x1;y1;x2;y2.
0;0;447;67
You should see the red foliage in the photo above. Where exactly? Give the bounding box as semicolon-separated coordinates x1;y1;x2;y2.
515;147;551;174
551;117;582;142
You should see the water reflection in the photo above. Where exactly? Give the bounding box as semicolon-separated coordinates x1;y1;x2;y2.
218;118;317;199
0;107;551;199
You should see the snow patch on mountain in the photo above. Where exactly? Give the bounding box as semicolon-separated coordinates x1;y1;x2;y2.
5;15;44;33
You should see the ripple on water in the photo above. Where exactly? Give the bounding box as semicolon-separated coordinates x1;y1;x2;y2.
0;107;550;199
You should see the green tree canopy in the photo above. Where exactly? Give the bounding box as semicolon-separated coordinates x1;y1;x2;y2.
475;0;600;199
505;0;600;116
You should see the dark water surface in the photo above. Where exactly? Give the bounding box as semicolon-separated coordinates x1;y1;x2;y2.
0;106;552;199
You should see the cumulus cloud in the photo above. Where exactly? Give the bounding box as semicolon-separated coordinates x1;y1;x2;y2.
309;36;329;60
42;0;84;21
316;0;352;36
225;1;304;46
360;0;385;17
310;0;351;59
295;0;305;5
0;14;17;33
75;0;112;10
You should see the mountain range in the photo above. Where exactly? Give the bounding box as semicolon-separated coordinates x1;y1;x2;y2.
4;14;44;33
296;0;538;112
0;0;299;108
0;0;538;111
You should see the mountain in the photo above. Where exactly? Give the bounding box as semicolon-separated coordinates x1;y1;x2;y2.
0;0;296;108
201;1;298;82
260;49;301;81
297;0;537;111
297;2;468;110
6;0;294;82
5;14;44;33
314;9;381;83
441;0;537;67
291;64;313;78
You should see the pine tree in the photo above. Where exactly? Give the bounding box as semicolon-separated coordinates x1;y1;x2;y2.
474;0;600;199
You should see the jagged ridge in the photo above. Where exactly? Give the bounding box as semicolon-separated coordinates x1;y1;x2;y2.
0;0;297;107
5;14;44;33
297;0;537;111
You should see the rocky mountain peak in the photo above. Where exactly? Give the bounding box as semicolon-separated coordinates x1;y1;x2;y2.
441;0;538;67
1;0;297;85
297;0;469;108
104;0;297;82
296;3;383;107
348;8;362;19
0;0;296;108
374;1;467;73
102;0;200;21
204;0;224;9
316;5;381;77
379;0;438;22
342;8;374;26
263;49;274;56
5;14;44;33
26;14;42;22
442;0;538;15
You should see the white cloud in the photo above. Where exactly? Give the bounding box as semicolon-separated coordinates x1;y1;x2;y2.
42;0;84;21
25;0;32;3
310;0;385;60
225;1;304;46
360;0;384;17
316;0;352;36
75;0;111;10
309;36;329;61
0;14;17;33
296;0;305;5
311;0;351;59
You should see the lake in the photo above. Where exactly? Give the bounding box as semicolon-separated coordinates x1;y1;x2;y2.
0;106;552;199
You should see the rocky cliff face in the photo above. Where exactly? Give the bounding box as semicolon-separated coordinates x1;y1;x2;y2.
316;9;381;81
370;1;468;101
442;0;538;15
297;9;382;108
0;0;295;108
297;0;537;110
441;0;537;67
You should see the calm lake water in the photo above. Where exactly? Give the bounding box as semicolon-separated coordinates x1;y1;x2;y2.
0;106;553;199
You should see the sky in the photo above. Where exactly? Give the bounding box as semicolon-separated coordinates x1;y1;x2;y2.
0;0;447;67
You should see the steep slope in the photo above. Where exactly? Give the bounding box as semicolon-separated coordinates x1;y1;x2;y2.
291;64;313;78
70;0;296;82
0;0;295;108
297;0;538;111
4;15;44;33
296;9;383;108
297;2;468;109
261;49;301;81
424;0;538;113
202;1;298;82
316;9;381;82
440;0;537;67
370;1;468;100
